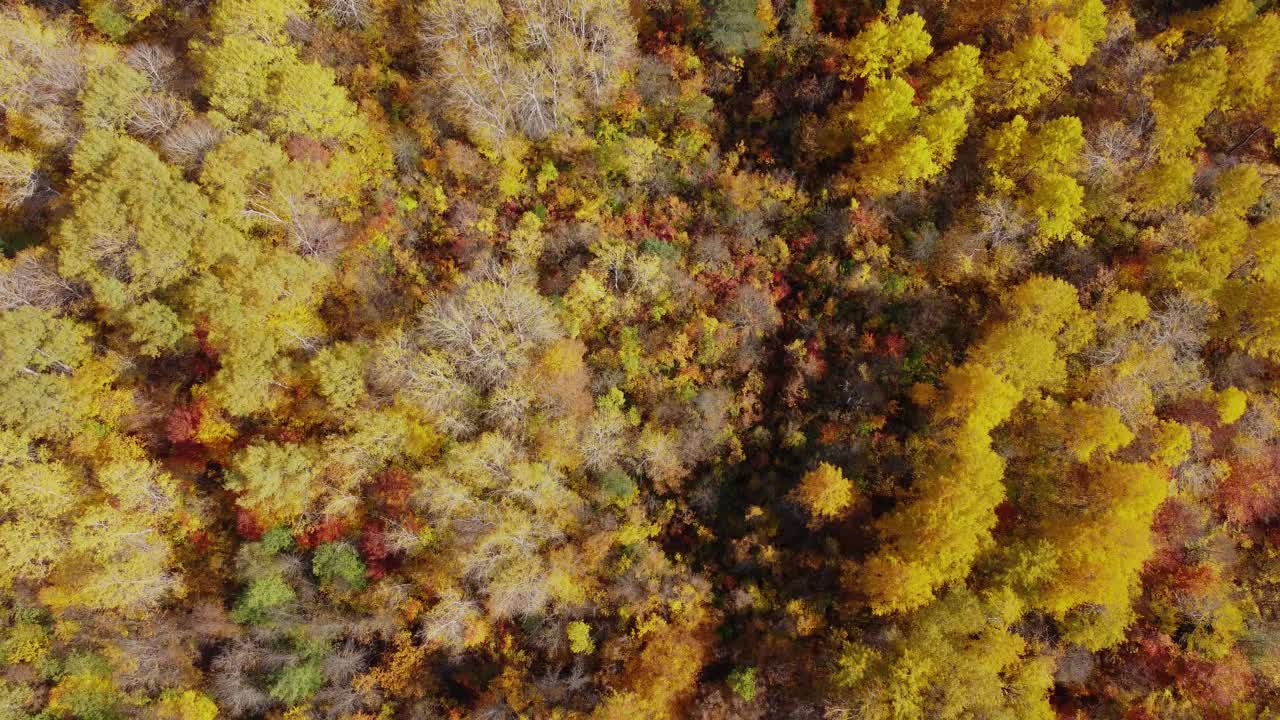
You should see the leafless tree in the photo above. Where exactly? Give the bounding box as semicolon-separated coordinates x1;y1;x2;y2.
113;630;191;692
161;116;223;167
579;409;624;474
323;0;370;28
1054;645;1096;686
485;556;551;618
369;333;481;438
0;11;85;108
128;93;188;137
315;685;374;720
1082;120;1141;185
420;0;636;143
724;284;781;337
0;251;77;310
124;43;177;88
972;195;1031;249
285;200;348;260
418;263;560;389
321;642;368;684
0;150;39;209
419;588;484;653
211;640;273;718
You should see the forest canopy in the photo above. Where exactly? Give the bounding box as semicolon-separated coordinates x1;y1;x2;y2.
2;0;1280;718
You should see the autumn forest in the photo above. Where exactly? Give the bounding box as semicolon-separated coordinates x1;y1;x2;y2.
2;0;1280;717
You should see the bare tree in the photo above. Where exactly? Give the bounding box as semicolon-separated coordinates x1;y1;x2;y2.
972;195;1031;249
485;555;551;618
0;149;39;209
161;116;223;167
1082;120;1141;186
128;93;189;137
124;43;177;89
370;333;482;438
418;263;560;389
418;588;484;653
323;0;370;28
419;0;637;144
285;199;348;259
0;10;86;109
0;250;76;311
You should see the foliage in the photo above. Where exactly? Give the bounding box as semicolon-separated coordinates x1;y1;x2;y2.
727;665;757;702
0;0;1278;717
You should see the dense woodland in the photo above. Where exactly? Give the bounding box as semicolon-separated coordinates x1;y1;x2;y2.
3;0;1280;717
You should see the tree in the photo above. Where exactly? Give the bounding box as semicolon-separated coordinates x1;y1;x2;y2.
0;307;114;440
1035;461;1168;649
419;0;638;145
1221;12;1280;111
0;147;38;209
861;363;1021;614
83;0;159;40
182;246;328;416
0;430;79;590
56;131;212;310
567;620;595;654
791;462;858;525
264;60;361;141
1136;45;1228;210
983;115;1087;247
195;0;362;143
230;575;297;624
79;59;148;131
309;343;366;410
122;299;191;357
40;504;184;616
225;441;321;525
1151;46;1228;159
708;0;776;56
417;265;560;389
312;541;368;591
830;588;1055;720
727;666;757;702
836;8;983;197
150;690;219;720
980;0;1106;112
863;276;1093;613
1218;216;1280;360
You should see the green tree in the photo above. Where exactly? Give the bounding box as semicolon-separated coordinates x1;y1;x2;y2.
312;542;367;590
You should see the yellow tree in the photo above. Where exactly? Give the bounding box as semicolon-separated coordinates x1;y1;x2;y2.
983;115;1088;248
1033;460;1169;649
831;588;1055;720
861;363;1021;614
836;8;983;196
55;131;213;311
791;462;859;525
862;276;1093;613
224;440;322;526
0;307;120;440
195;0;362;142
1134;45;1228;211
980;0;1106;112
